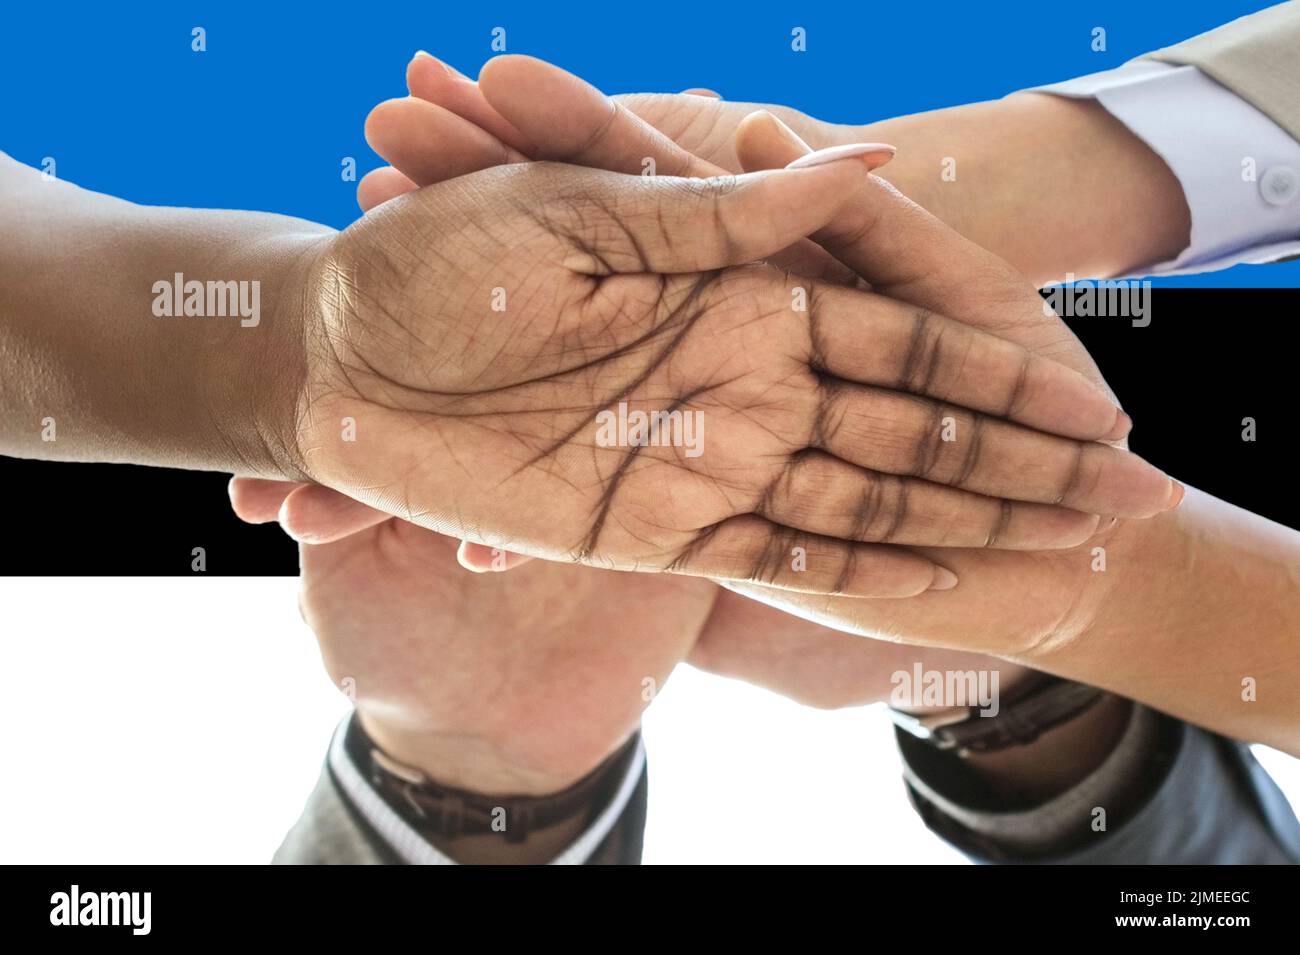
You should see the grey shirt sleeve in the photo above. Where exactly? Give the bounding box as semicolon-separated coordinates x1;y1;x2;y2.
899;703;1300;864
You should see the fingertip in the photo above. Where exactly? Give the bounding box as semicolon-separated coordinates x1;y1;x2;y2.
357;167;418;214
1097;452;1182;520
410;50;464;78
927;566;959;591
838;548;954;598
1076;512;1105;545
276;493;313;544
363;97;409;151
227;476;271;524
475;56;585;156
736;110;810;173
744;109;811;149
477;53;544;88
1166;479;1186;511
228;477;300;524
1048;512;1104;549
1101;408;1133;443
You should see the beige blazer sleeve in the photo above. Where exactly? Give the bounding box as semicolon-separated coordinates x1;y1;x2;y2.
1141;1;1300;143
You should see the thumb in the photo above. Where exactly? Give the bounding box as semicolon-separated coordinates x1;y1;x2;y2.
476;56;861;284
554;159;875;276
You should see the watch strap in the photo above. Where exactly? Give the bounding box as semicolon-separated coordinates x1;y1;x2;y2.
889;677;1105;755
349;718;637;844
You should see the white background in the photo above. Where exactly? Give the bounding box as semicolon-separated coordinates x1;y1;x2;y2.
1;577;1296;864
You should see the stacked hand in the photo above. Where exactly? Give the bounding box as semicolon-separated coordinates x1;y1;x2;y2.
255;130;1171;591
231;54;1182;795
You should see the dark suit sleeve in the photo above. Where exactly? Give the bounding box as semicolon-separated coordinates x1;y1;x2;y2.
899;703;1300;864
581;757;648;865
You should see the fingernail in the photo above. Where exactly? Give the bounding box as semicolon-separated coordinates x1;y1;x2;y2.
1165;480;1185;510
1102;408;1132;443
413;50;462;77
928;566;959;591
755;110;812;154
784;142;896;171
682;87;722;99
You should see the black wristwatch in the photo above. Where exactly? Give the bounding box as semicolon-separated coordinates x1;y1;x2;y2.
888;676;1105;756
348;717;636;844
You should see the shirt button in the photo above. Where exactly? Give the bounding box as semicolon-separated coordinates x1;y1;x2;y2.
1260;165;1298;206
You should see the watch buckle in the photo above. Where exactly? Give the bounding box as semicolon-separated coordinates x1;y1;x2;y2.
889;706;971;748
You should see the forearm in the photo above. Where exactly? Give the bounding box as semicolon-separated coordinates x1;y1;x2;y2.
0;152;328;476
855;93;1190;285
1040;487;1300;755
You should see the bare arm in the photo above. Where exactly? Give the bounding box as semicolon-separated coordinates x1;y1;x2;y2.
0;151;327;475
854;93;1192;286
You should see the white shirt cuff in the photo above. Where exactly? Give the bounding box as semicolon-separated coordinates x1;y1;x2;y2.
1033;60;1300;277
326;712;645;865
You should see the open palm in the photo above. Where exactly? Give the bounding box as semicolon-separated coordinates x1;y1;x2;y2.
375;55;1177;660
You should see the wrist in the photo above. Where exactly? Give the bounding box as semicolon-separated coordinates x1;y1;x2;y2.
357;710;602;797
854;93;1190;284
852;100;1011;260
1040;487;1300;753
208;227;331;479
1023;504;1184;676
